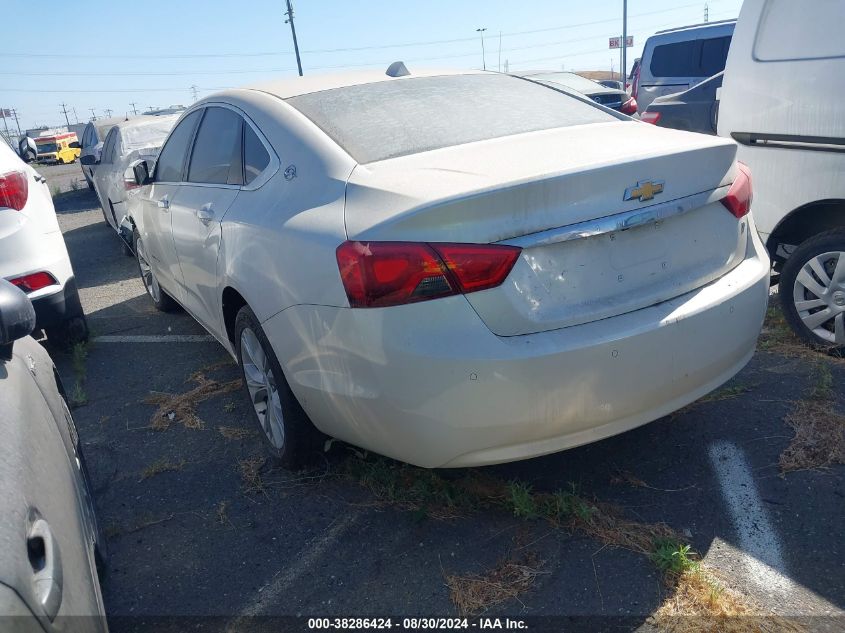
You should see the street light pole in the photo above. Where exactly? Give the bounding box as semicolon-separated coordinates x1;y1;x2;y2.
476;28;487;71
285;0;303;76
622;0;628;82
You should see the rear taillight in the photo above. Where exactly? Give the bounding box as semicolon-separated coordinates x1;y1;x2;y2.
0;170;28;211
640;111;662;125
336;241;521;308
10;271;57;293
631;65;640;100
620;97;638;115
720;163;752;219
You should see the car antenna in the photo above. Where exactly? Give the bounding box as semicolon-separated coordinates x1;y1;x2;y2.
385;61;410;77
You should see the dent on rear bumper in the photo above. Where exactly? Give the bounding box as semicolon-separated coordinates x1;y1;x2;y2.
265;238;770;468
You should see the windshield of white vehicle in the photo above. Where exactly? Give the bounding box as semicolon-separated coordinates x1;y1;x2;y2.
120;116;179;154
522;72;605;93
286;73;620;164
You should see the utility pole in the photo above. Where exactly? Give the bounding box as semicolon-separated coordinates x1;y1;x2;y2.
129;102;138;115
89;108;97;120
622;0;628;83
60;102;71;127
498;31;502;72
476;27;487;71
504;59;509;73
284;0;303;76
72;107;79;123
704;2;709;22
190;85;198;102
104;108;113;117
10;109;21;135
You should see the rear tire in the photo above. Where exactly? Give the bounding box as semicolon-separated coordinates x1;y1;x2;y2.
235;305;324;469
780;229;845;354
134;229;177;312
45;315;89;349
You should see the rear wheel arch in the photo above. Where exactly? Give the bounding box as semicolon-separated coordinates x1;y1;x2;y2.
767;199;845;262
222;286;248;346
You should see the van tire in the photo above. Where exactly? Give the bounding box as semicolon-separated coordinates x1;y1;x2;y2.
780;229;845;354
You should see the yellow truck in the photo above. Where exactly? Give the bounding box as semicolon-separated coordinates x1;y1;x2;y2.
34;132;81;164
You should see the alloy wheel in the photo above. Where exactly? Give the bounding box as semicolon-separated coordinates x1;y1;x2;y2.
792;250;845;345
135;238;161;303
240;327;285;449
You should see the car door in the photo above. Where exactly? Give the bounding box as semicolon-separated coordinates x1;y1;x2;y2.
136;109;202;303
1;338;105;631
92;129;117;226
169;106;243;336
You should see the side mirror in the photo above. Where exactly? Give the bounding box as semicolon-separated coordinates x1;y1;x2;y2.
69;141;81;149
130;160;152;187
80;154;98;166
0;280;36;361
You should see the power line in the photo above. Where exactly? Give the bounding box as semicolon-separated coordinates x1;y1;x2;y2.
0;2;707;60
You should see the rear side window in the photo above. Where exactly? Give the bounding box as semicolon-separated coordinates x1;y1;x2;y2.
243;125;270;185
101;129;118;164
650;36;731;77
187;107;243;185
754;0;845;61
155;110;201;183
82;125;93;148
287;74;618;164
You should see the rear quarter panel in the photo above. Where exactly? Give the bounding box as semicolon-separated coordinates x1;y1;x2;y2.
215;90;356;324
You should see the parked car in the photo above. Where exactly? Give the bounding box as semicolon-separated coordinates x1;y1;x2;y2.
127;68;769;469
18;135;37;163
718;0;845;351
90;114;179;241
626;58;640;92
0;141;88;346
79;117;125;191
0;279;107;629
599;79;624;91
641;71;722;134
634;20;734;112
514;70;638;114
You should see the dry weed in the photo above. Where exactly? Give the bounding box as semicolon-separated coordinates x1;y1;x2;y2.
239;456;268;495
144;367;241;430
446;551;545;616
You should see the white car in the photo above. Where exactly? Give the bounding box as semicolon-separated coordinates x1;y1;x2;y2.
0;142;88;346
91;114;179;238
718;0;845;351
128;68;770;469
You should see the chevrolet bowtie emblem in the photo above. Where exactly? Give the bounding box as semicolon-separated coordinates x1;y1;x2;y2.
624;180;665;202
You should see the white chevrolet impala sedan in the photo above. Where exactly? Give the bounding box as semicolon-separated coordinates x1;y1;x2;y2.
128;67;770;468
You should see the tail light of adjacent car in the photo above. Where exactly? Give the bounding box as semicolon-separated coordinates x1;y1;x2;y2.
640;111;661;125
10;271;57;293
620;97;638;115
336;241;521;308
0;170;28;211
720;163;753;219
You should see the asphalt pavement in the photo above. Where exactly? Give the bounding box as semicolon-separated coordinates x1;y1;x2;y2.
37;162;844;631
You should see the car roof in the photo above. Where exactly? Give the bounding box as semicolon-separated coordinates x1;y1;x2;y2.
111;113;179;132
244;67;486;100
654;18;736;35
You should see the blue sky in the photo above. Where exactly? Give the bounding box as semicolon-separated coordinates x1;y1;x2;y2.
2;0;743;131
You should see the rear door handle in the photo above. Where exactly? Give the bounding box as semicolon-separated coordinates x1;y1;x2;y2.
196;203;214;225
28;518;63;621
157;195;170;210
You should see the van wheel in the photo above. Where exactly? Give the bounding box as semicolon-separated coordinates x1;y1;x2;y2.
235;305;324;469
780;229;845;353
134;229;176;312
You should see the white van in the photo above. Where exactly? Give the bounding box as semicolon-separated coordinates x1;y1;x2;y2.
634;20;734;113
718;0;845;350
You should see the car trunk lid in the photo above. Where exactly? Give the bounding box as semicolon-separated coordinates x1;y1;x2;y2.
344;121;744;335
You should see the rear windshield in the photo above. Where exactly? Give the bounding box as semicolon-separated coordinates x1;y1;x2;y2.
286;74;618;164
523;72;604;93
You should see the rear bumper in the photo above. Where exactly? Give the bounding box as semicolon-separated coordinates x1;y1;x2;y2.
31;276;84;329
265;228;770;468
